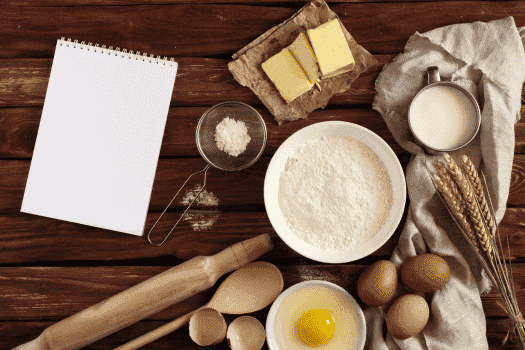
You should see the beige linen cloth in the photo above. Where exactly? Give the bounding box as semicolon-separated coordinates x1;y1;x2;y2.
366;17;525;349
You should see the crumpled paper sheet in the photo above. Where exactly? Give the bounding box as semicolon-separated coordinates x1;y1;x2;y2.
367;17;525;350
228;0;377;125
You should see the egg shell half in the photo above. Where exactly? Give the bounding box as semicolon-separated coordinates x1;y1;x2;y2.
227;316;266;350
357;260;398;307
401;254;450;293
386;294;429;340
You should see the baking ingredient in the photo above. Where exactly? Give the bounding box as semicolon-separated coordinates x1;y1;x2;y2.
278;136;393;251
189;308;227;346
261;48;313;104
227;316;266;350
401;253;450;293
113;261;283;350
307;18;355;76
386;294;429;340
181;185;219;206
295;309;335;346
183;210;221;231
357;260;398;306
410;85;478;150
288;32;319;85
273;284;360;350
215;117;251;157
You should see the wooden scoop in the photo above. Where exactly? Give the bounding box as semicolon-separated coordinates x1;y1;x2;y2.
114;261;284;350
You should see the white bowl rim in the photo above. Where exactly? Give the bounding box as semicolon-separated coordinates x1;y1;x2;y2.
265;280;366;350
264;120;406;263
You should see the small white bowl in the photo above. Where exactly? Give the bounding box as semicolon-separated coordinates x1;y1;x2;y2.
264;120;406;263
266;280;366;350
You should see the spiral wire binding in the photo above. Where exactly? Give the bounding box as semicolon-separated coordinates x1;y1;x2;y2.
59;37;176;67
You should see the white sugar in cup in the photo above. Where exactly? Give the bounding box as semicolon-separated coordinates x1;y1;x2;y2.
408;67;481;154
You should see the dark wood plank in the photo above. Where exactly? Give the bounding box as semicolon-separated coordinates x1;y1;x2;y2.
0;205;407;263
2;206;525;265
3;57;525;111
0;106;402;159
1;265;525;321
1;106;524;159
1;3;524;58
0;319;521;349
2;0;502;6
3;154;525;214
0;56;386;108
0;155;411;214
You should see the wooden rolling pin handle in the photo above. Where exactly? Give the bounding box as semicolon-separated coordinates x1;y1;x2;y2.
12;234;273;350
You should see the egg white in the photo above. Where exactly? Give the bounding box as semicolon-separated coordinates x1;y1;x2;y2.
272;284;360;349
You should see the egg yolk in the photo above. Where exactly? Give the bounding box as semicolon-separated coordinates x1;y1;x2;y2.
295;309;335;347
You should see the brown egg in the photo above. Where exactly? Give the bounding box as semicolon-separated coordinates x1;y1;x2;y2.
357;260;398;307
386;294;429;340
401;254;450;293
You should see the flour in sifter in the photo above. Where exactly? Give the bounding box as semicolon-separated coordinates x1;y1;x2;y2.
215;117;251;157
278;136;393;251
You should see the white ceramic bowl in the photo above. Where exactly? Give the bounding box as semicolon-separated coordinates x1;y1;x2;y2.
264;120;406;263
266;280;366;350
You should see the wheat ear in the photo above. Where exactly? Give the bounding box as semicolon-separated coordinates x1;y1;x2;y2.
434;159;463;208
433;173;480;252
444;153;493;260
462;155;497;238
433;159;477;245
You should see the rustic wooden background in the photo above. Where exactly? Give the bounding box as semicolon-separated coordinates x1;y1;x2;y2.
1;0;525;349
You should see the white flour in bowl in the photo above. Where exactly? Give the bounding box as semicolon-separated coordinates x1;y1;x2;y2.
278;136;393;252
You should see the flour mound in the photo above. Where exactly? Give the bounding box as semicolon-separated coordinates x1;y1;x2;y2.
215;117;251;157
278;136;392;252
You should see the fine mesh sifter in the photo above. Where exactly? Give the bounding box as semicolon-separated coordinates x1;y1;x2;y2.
147;101;267;246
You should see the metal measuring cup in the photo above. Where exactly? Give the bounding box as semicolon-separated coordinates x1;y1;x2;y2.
408;66;482;155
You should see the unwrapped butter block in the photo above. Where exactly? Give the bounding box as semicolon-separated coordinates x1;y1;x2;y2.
307;18;355;77
261;48;314;104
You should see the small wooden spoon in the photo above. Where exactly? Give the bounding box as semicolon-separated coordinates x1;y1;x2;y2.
189;308;227;346
114;261;284;350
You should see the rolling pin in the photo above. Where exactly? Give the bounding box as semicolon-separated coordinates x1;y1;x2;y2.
13;233;273;350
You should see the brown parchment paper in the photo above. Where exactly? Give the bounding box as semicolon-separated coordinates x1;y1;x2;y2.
228;0;378;125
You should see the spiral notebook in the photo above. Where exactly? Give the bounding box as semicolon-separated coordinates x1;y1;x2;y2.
21;38;178;236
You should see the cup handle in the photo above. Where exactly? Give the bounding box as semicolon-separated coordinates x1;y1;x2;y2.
427;66;440;85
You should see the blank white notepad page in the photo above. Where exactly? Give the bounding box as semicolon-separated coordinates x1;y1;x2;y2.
21;39;178;235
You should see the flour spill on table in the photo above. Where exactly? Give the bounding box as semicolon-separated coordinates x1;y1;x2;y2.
181;185;220;230
278;136;393;251
183;210;221;231
181;185;219;206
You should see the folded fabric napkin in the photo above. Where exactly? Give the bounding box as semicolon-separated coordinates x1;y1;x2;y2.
367;17;525;350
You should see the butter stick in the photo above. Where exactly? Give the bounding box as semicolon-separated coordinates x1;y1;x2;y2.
262;49;314;104
307;18;355;77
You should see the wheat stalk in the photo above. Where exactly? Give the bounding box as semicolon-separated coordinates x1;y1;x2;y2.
462;155;497;239
428;153;525;348
443;154;493;259
432;171;479;252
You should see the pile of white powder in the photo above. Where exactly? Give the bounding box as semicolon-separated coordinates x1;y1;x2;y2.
278;136;393;252
215;117;251;157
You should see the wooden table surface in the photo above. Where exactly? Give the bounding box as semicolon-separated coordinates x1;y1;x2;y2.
1;0;525;349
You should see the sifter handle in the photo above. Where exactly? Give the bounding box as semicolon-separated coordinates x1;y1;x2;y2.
147;164;211;246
